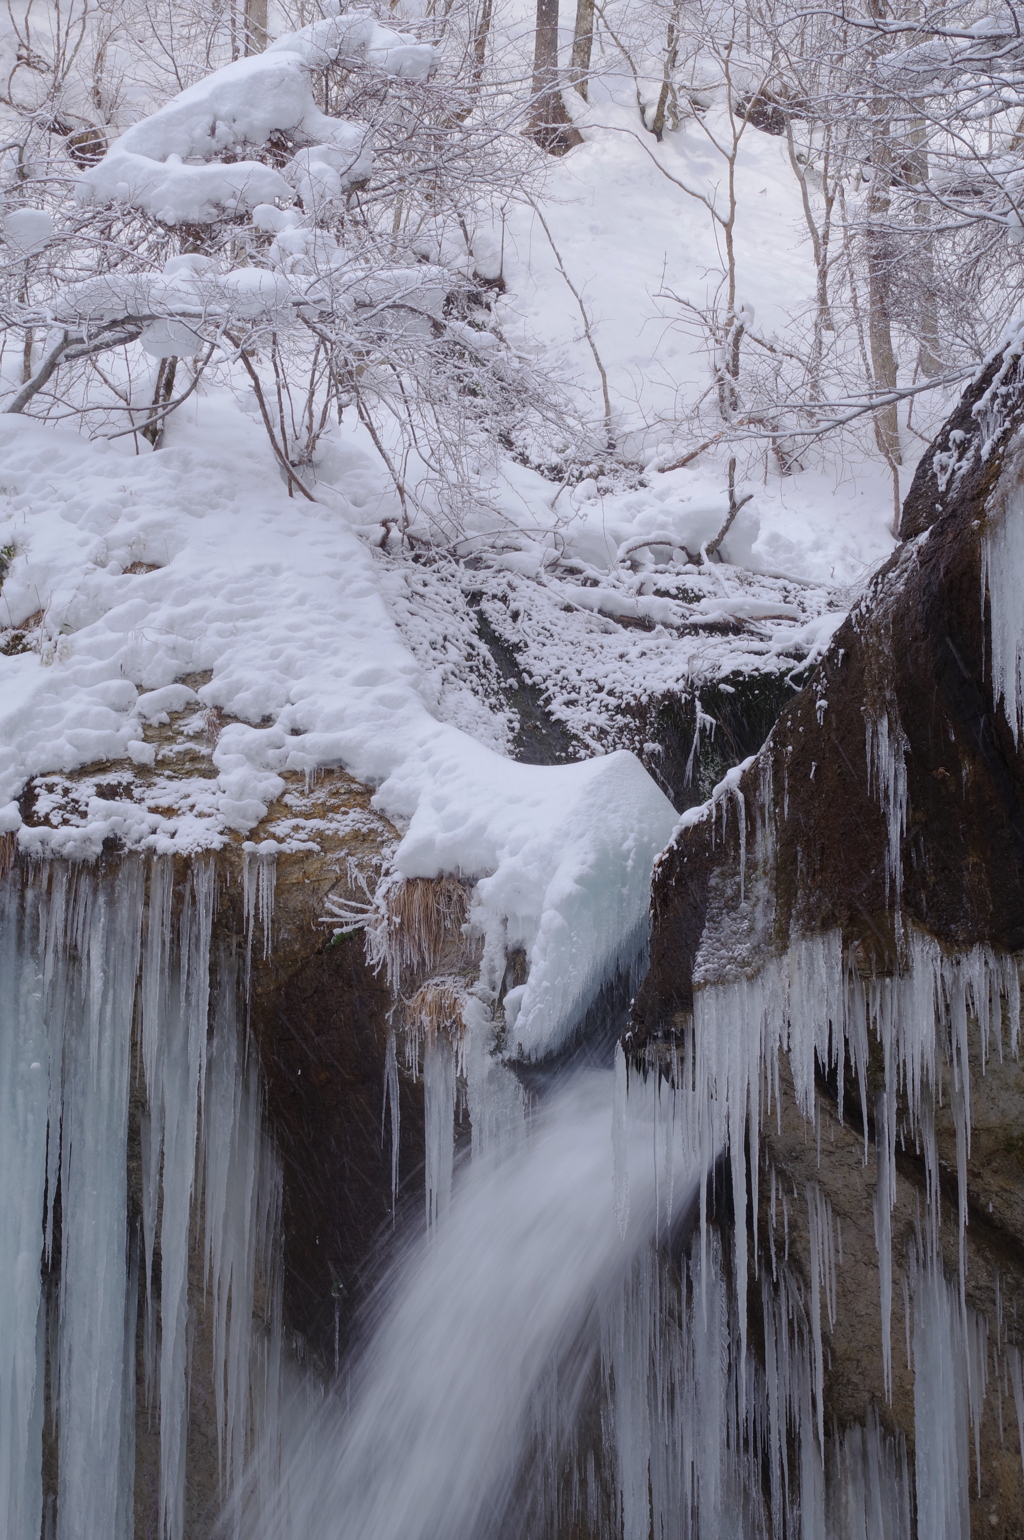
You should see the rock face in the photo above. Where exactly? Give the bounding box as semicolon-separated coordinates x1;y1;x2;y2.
632;355;1024;1534
6;743;433;1539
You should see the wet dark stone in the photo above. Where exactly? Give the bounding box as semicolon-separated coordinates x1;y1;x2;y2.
252;932;425;1362
633;359;1024;1040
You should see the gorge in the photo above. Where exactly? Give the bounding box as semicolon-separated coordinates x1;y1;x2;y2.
1;340;1024;1540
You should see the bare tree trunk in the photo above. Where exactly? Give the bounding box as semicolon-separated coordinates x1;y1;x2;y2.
784;118;836;401
650;4;682;140
243;0;268;56
473;0;493;85
866;182;901;466
143;357;177;448
571;0;594;100
530;0;583;155
865;1;901;466
906;117;942;378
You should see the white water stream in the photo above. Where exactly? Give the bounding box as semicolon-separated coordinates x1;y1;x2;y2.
235;1066;703;1540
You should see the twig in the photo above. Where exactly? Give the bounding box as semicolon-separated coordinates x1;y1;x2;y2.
238;347;316;502
100;345;216;443
526;195;615;448
705;457;753;560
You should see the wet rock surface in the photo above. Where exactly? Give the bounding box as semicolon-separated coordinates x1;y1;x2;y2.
632;359;1024;1534
17;739;426;1366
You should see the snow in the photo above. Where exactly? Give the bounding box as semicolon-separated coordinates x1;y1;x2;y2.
78;12;434;225
0;400;675;1058
60;260;296;330
2;208;53;254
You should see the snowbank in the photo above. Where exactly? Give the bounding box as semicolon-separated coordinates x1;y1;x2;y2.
0;403;676;1057
78;11;434;224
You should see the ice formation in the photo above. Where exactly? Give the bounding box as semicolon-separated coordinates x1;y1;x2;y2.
0;857;281;1540
982;463;1024;745
3;670;1022;1540
234;952;1022;1540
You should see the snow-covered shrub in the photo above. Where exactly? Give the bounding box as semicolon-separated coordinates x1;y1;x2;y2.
0;2;584;543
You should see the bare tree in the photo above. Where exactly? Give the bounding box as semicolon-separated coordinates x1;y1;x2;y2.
571;0;595;100
530;0;582;153
0;2;590;543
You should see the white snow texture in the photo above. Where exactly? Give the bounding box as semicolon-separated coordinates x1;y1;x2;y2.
0;404;676;1058
78;10;435;225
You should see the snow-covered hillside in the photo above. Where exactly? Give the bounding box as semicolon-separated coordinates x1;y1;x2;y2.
0;0;980;1055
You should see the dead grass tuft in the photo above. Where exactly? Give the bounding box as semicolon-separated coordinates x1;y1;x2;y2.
367;873;475;992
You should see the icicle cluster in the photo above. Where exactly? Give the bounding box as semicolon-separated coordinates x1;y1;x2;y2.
982;470;1024;745
0;856;282;1540
627;919;1022;1536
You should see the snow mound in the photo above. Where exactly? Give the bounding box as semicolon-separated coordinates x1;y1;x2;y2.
78;12;435;224
0;403;675;1059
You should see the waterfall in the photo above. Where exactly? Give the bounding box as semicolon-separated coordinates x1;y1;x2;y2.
232;1064;706;1540
234;934;1024;1540
3;850;1023;1538
0;856;282;1540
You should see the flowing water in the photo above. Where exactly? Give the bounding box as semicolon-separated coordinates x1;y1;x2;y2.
235;1067;703;1540
2;855;1022;1539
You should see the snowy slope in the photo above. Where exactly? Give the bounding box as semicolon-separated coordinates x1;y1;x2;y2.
0;2;934;1057
0;400;676;1055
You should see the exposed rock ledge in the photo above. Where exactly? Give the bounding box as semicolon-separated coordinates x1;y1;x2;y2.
632;352;1024;1534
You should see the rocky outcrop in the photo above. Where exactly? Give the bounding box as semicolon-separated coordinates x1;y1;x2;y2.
5;694;442;1537
18;747;428;1361
631;352;1024;1535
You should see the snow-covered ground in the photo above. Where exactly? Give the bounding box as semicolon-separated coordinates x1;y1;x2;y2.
0;400;680;1056
0;2;937;1054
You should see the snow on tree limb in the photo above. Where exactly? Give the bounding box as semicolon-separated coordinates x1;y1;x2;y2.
77;11;436;226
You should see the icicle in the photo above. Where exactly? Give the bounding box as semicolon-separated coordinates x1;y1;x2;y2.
243;843;278;980
873;1087;895;1401
383;1029;400;1214
203;963;283;1502
807;1183;836;1458
966;1309;988;1496
423;1033;457;1229
155;861;214;1540
57;861;146;1540
913;1255;970;1540
1009;1346;1024;1480
865;712;909;913
140;857;173;1411
461;995;525;1167
0;873;48;1540
684;703;716;787
981;476;1024;743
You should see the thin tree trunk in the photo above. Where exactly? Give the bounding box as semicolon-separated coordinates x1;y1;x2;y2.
650;4;682;140
6;333;70;414
143;357;177;447
530;0;583;155
865;1;901;466
866;175;900;465
906;117;942;378
571;0;594;100
243;0;267;56
473;0;493;84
